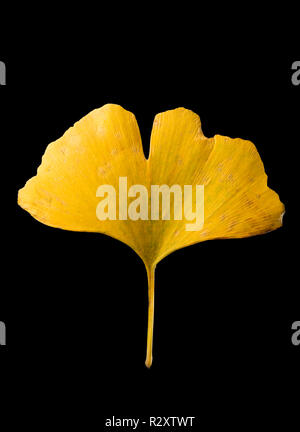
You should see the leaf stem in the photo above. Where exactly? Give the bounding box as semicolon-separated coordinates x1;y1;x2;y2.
145;264;156;368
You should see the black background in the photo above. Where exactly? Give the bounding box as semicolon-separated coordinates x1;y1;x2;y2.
0;21;299;429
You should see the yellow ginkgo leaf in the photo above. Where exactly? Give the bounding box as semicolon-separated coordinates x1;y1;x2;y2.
18;104;284;367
